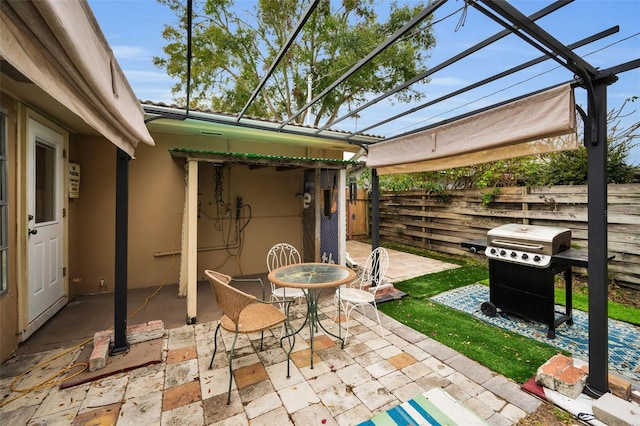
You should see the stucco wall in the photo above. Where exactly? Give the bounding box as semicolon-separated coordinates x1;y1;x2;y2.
67;131;330;295
67;135;116;297
66;137;81;298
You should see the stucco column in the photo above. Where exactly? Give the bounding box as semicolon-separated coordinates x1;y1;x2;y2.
185;159;198;324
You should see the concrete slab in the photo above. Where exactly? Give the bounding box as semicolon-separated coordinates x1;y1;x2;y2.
346;240;459;283
593;392;640;426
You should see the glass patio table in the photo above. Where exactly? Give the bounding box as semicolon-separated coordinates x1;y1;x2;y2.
268;262;356;368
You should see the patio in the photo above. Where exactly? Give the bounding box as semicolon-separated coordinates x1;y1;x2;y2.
0;242;542;424
2;2;636;411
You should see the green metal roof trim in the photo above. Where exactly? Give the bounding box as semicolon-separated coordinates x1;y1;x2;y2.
169;148;360;169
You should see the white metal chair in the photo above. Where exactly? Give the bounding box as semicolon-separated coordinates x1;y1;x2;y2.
335;246;390;343
266;243;306;307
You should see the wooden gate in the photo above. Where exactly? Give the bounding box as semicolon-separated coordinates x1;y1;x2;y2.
347;188;369;240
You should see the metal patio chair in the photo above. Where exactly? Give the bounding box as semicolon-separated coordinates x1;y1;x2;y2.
335;246;391;343
266;243;306;307
205;269;295;405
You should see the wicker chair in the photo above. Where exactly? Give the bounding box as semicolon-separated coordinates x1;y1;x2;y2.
205;270;295;405
266;243;306;307
335;247;390;343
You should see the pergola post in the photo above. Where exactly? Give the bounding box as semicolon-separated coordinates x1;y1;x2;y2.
315;168;321;262
112;147;130;355
370;168;381;285
586;80;609;395
371;168;380;250
338;169;347;265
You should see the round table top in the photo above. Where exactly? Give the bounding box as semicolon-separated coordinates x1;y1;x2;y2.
268;262;357;289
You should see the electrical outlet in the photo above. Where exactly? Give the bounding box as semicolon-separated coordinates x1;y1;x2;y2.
99;279;105;288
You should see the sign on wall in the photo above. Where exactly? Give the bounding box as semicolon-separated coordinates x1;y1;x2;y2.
69;162;80;198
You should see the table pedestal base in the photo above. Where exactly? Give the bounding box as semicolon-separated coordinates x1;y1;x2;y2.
281;288;344;369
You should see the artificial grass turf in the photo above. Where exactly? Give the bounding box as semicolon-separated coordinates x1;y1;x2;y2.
554;288;640;326
378;298;561;384
378;265;563;384
395;264;489;299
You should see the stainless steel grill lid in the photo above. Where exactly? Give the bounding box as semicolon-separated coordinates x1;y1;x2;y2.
487;224;571;255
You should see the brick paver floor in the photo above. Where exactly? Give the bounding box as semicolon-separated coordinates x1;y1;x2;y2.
0;295;541;425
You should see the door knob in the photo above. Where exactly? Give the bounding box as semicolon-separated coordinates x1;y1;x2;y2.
28;229;38;236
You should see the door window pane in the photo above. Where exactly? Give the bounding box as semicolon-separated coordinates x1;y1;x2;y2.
35;141;56;223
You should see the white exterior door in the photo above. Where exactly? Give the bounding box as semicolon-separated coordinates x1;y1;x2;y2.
27;119;65;324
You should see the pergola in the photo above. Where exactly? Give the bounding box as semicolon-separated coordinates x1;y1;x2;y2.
122;0;639;396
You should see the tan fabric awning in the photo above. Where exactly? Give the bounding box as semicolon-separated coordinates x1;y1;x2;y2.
367;84;577;174
0;0;154;156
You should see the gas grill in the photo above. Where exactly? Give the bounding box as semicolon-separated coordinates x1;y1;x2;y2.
486;224;571;268
464;224;576;338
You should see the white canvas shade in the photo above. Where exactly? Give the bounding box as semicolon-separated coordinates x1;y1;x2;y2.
367;84;577;174
0;0;154;155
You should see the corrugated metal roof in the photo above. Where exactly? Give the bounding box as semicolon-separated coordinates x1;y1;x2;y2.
169;148;360;169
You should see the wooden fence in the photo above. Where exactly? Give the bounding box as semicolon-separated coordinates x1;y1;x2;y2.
350;184;640;290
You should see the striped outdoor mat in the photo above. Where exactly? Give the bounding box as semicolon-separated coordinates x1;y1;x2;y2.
358;387;488;426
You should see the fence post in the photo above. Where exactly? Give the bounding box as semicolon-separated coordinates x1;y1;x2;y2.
522;187;530;225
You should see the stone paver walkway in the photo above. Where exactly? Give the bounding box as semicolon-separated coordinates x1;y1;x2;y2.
1;294;541;425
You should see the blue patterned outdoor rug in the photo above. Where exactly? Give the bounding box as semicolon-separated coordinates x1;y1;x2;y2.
431;284;640;382
358;387;487;425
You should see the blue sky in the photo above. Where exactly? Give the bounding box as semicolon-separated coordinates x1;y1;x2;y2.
89;0;640;164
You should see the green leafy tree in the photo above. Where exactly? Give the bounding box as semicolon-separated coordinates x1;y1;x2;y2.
357;157;543;192
154;0;436;125
539;98;639;185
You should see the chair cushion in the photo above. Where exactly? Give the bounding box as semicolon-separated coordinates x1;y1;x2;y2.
339;287;375;304
220;303;287;334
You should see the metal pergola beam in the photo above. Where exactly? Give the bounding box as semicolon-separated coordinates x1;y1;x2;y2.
316;0;574;135
278;0;449;128
354;26;618;138
601;59;640;76
237;0;320;121
473;0;598;77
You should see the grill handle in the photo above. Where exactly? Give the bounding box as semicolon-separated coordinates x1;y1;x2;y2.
490;240;544;251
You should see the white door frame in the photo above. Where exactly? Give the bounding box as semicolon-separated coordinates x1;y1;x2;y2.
21;117;68;341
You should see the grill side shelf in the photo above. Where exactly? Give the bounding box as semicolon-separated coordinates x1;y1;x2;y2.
552;249;615;268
